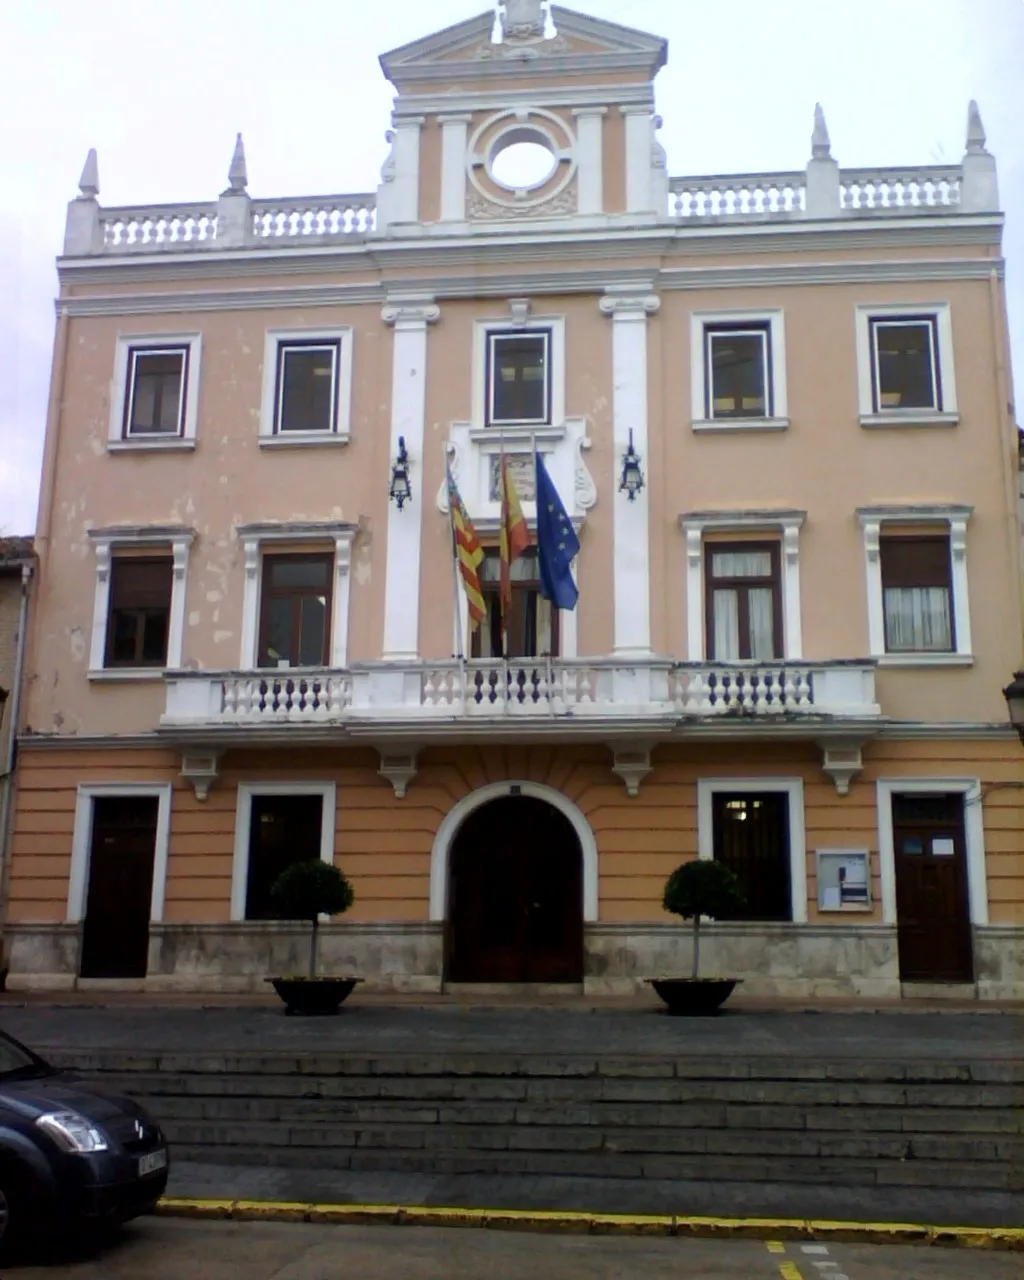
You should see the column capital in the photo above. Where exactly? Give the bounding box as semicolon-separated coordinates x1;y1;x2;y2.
437;112;474;126
572;106;609;119
619;104;653;117
382;297;441;329
599;291;660;320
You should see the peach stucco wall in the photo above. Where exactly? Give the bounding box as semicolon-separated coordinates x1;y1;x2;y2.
9;739;1022;927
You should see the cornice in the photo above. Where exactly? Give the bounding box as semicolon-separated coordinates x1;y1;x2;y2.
393;82;655;117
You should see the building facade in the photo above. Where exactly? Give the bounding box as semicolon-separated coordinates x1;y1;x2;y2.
8;3;1022;997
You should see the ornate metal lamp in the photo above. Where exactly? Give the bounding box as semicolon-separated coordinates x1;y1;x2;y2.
1002;671;1024;743
388;436;411;510
618;429;644;501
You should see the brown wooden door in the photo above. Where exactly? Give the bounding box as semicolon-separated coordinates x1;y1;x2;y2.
892;794;973;982
447;796;583;983
80;796;160;979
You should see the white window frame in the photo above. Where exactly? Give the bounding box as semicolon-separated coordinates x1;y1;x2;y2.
473;311;566;433
108;332;201;450
855;303;958;427
857;506;973;666
690;309;788;432
875;778;987;926
697;777;808;924
87;527;193;679
230;781;337;922
680;511;805;661
259;327;353;447
237;522;357;671
67;782;173;925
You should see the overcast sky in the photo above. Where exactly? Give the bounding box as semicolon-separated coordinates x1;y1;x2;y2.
1;0;1021;536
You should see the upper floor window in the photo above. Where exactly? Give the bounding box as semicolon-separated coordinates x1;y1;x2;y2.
105;557;173;667
257;554;333;668
855;304;958;427
690;310;788;432
706;542;782;661
486;330;551;427
123;347;189;438
704;324;771;421
870;317;940;412
274;340;341;435
880;535;953;653
471;548;558;659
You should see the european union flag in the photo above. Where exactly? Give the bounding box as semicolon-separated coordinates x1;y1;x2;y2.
535;452;580;611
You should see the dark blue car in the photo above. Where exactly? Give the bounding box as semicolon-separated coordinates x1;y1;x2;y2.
0;1027;168;1252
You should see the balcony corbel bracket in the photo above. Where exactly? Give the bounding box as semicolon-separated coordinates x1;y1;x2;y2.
180;750;221;802
818;740;864;796
610;743;653;798
378;748;420;799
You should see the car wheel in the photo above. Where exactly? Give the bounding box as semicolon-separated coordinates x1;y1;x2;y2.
0;1180;20;1254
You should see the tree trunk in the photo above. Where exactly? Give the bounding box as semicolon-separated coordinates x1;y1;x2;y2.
691;914;700;980
309;918;319;979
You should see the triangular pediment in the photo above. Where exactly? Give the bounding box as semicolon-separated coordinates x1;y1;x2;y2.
379;6;667;88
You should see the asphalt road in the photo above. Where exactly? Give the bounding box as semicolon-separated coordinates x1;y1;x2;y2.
8;1219;1022;1279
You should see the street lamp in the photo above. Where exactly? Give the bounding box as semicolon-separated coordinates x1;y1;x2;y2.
388;436;411;511
618;429;644;501
1002;671;1024;743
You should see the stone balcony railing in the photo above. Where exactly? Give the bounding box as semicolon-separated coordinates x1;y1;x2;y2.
160;658;881;735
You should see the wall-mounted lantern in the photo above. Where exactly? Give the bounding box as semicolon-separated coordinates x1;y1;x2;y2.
618;429;644;501
389;436;411;510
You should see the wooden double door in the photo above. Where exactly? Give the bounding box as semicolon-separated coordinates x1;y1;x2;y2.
447;796;583;983
892;794;973;983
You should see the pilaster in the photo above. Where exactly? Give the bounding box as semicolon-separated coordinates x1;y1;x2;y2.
599;288;660;656
439;114;472;221
381;297;440;659
572;107;606;215
621;106;654;214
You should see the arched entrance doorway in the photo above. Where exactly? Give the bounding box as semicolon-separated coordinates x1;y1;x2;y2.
446;795;584;983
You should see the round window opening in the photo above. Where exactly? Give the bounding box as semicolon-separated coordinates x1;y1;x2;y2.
490;138;556;192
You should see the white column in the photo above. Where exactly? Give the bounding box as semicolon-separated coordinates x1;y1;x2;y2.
600;289;660;656
782;520;804;659
439;114;471;221
391;117;425;224
949;515;973;655
683;526;704;660
88;541;113;670
621;107;653;214
167;534;194;669
573;108;606;215
239;536;261;669
859;517;885;657
331;531;356;668
381;297;440;659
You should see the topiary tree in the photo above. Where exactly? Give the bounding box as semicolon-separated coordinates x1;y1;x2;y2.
662;860;745;980
270;860;354;979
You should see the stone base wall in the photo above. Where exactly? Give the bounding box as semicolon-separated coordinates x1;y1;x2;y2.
7;920;1023;999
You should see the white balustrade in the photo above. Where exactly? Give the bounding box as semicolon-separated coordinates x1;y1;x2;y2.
251;196;376;238
669;173;807;218
101;203;218;248
161;660;879;731
840;166;961;209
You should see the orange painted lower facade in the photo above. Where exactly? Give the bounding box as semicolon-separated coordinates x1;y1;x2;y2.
5;735;1022;999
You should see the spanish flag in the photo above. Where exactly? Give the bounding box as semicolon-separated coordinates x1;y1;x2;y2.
446;465;486;632
499;450;530;640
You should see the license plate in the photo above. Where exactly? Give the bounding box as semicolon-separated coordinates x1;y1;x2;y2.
137;1149;168;1177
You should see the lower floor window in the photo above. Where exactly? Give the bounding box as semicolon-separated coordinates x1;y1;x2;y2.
245;793;324;920
712;791;792;921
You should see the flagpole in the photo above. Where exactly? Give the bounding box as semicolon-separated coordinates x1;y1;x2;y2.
445;449;465;664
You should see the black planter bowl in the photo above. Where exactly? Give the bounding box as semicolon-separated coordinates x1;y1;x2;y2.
648;977;741;1016
267;976;362;1016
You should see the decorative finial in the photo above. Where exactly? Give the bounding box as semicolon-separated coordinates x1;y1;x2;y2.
811;104;831;160
966;100;988;155
501;0;545;39
78;148;99;199
228;133;248;192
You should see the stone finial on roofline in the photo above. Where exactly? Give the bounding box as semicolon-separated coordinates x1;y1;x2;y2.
227;132;248;193
78;148;99;199
811;104;831;160
965;100;988;155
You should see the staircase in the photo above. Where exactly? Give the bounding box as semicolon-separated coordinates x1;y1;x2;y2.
49;1049;1023;1192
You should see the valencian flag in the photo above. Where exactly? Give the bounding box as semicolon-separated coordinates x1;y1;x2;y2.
498;451;530;639
446;465;486;632
535;452;580;610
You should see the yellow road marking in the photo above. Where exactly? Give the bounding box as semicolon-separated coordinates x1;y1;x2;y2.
779;1264;804;1280
766;1240;786;1254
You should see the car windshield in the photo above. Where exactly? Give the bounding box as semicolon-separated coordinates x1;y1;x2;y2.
0;1032;53;1081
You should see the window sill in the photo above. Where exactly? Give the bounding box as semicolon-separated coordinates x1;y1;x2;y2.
469;424;566;446
860;412;959;429
258;432;351;449
107;438;196;453
691;417;790;433
877;653;974;668
88;668;169;682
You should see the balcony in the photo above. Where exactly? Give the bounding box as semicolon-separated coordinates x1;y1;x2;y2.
160;658;881;740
